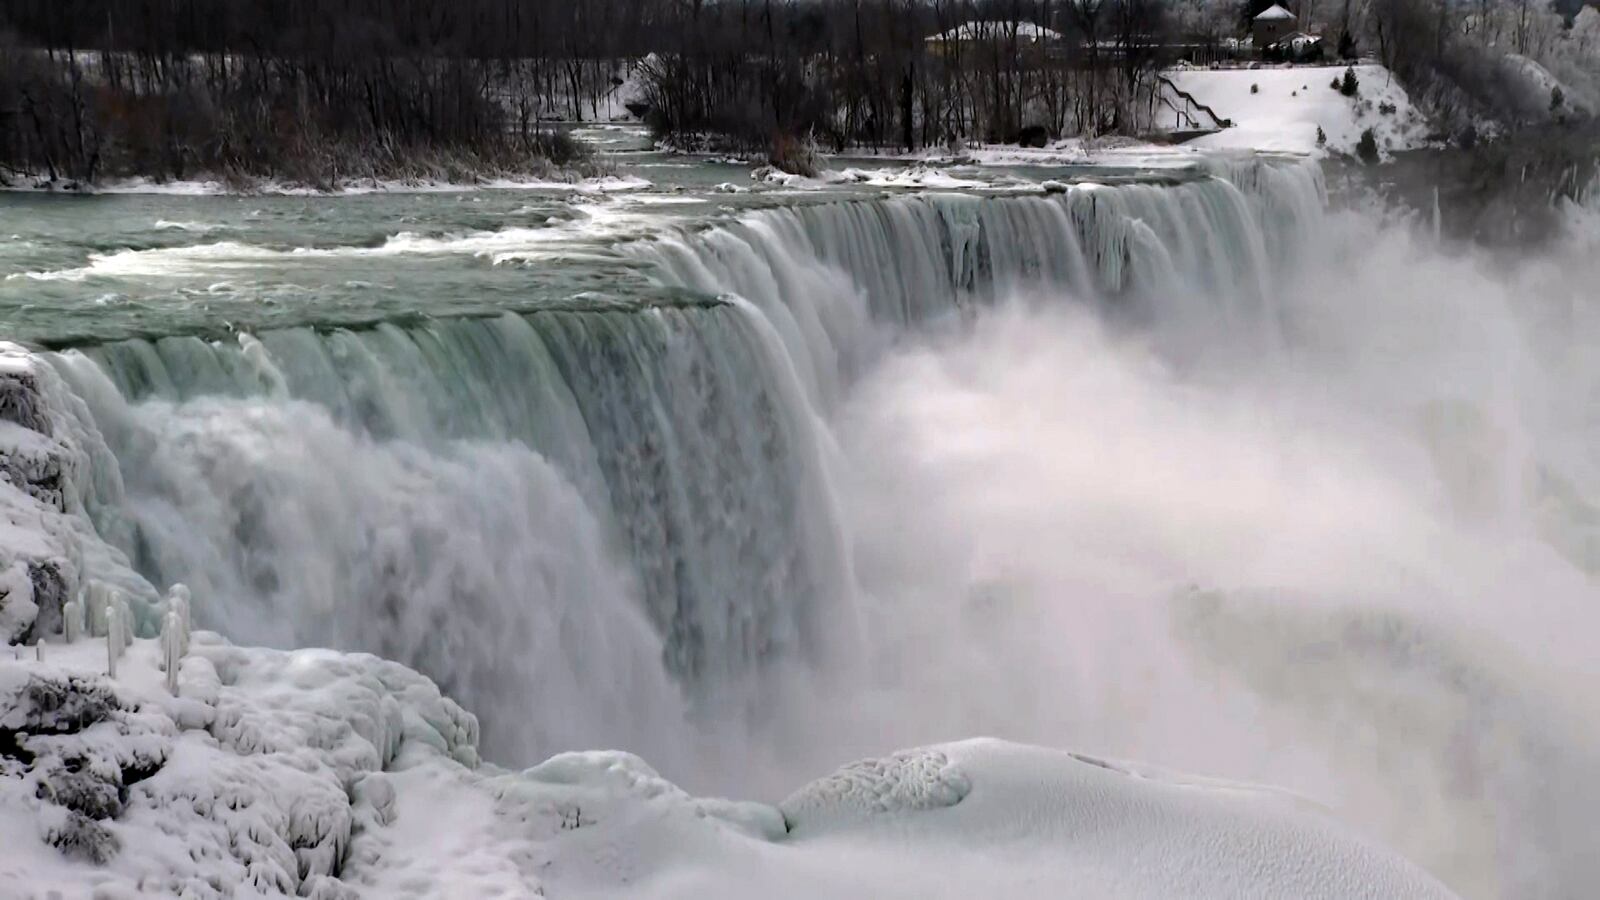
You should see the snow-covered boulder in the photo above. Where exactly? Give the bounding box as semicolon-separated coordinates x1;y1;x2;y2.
779;745;970;833
0;637;482;898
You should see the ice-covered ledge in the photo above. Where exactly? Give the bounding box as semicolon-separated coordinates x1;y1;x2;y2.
0;635;480;897
1;636;1458;899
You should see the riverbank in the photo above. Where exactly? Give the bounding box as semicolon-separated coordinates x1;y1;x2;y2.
0;170;652;197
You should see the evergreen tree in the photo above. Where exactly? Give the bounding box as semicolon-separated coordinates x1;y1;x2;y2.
1340;67;1360;97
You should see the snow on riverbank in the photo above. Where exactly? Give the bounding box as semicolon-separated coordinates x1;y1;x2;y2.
1165;64;1432;158
845;135;1208;171
0;173;651;197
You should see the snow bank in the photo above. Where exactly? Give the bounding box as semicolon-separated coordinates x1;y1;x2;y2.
836;137;1207;173
539;740;1459;899
751;164;1024;192
1166;65;1432;159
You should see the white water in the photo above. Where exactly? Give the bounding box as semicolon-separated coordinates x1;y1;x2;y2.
19;159;1600;897
794;181;1600;899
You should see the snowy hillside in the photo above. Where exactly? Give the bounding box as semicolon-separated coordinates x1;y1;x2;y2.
0;639;1459;899
1165;65;1432;158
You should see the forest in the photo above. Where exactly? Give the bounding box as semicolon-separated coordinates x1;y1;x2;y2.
0;0;1596;186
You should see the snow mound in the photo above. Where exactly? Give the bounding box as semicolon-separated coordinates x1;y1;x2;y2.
1166;65;1432;159
532;738;1458;898
779;747;970;833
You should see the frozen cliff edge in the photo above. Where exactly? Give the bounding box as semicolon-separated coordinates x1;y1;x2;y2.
1;637;1458;899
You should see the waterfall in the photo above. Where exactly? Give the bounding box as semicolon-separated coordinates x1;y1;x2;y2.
632;158;1325;409
26;158;1330;768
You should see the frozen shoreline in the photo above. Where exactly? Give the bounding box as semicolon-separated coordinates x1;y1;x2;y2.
0;172;653;198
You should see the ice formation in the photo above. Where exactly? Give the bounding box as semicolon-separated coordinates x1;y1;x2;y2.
0;639;1459;899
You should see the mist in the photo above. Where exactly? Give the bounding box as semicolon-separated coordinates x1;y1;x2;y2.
730;194;1600;899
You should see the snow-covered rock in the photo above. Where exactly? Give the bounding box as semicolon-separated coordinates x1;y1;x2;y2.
0;344;175;650
779;746;970;833
0;636;482;898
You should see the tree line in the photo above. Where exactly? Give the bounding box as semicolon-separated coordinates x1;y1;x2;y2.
0;0;1185;184
1;0;1595;186
630;0;1174;157
0;0;664;185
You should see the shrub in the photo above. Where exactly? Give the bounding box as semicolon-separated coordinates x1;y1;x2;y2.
1316;126;1327;146
769;131;820;178
1379;101;1397;115
1551;86;1565;112
1356;128;1380;165
1340;67;1360;97
1251;83;1259;95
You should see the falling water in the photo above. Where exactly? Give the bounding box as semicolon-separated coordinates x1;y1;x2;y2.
24;156;1597;897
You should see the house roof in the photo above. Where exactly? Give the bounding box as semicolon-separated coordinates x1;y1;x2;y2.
1254;4;1296;20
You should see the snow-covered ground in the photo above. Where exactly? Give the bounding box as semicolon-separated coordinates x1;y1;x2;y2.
1165;64;1432;158
1;636;1459;899
842;136;1209;171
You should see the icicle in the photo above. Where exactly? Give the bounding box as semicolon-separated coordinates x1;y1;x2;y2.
115;592;134;646
167;583;192;638
106;603;123;678
160;611;183;695
63;598;82;644
34;639;43;663
86;581;112;637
